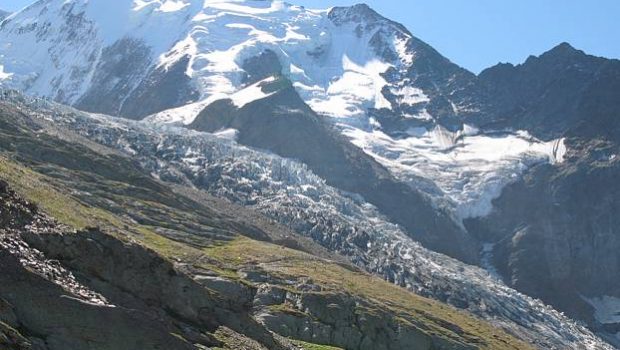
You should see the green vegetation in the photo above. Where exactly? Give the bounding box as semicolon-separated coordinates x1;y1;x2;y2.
0;157;117;229
0;154;531;350
292;340;343;350
204;238;532;350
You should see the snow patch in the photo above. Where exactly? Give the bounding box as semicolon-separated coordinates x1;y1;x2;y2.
0;64;12;80
145;76;277;124
229;76;277;108
390;85;429;106
213;128;239;141
144;96;222;125
159;1;191;13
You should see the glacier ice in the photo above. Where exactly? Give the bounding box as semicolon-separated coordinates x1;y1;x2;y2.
3;93;610;349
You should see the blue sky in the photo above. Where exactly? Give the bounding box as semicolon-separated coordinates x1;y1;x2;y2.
3;0;619;73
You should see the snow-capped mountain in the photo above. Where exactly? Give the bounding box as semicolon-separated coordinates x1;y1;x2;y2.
0;0;564;224
1;0;620;347
0;0;566;224
0;0;459;119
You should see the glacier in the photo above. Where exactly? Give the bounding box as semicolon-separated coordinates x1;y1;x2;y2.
1;91;611;349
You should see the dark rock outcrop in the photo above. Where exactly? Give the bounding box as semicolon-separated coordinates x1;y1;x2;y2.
460;45;620;343
75;38;153;117
477;43;620;142
465;138;620;341
75;39;199;120
0;182;198;350
255;286;434;350
119;54;200;119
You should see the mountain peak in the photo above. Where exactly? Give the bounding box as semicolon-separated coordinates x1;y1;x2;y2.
328;3;385;25
544;41;584;57
516;41;595;69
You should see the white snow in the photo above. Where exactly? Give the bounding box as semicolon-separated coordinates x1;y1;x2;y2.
551;138;568;163
213;128;238;140
159;0;191;13
15;95;610;350
0;64;11;80
0;0;572;227
0;0;417;121
145;76;277;124
229;76;277;108
390;84;430;106
0;0;200;102
343;125;567;221
143;97;221;125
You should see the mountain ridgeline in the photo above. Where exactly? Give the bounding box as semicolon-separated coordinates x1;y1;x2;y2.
0;0;619;349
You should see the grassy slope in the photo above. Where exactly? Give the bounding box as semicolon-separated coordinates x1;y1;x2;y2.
292;340;343;350
0;157;531;350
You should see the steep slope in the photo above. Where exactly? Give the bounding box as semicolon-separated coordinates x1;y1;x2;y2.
466;138;620;345
464;45;620;346
189;74;477;263
1;91;612;349
0;94;536;350
477;43;620;142
0;10;9;21
0;1;474;121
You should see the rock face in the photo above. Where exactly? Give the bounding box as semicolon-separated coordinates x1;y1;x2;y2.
1;92;612;349
477;43;620;142
0;182;198;350
466;138;620;342
466;45;620;344
255;286;433;350
0;165;524;350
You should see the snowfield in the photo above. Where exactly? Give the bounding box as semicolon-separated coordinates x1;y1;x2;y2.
343;124;567;221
